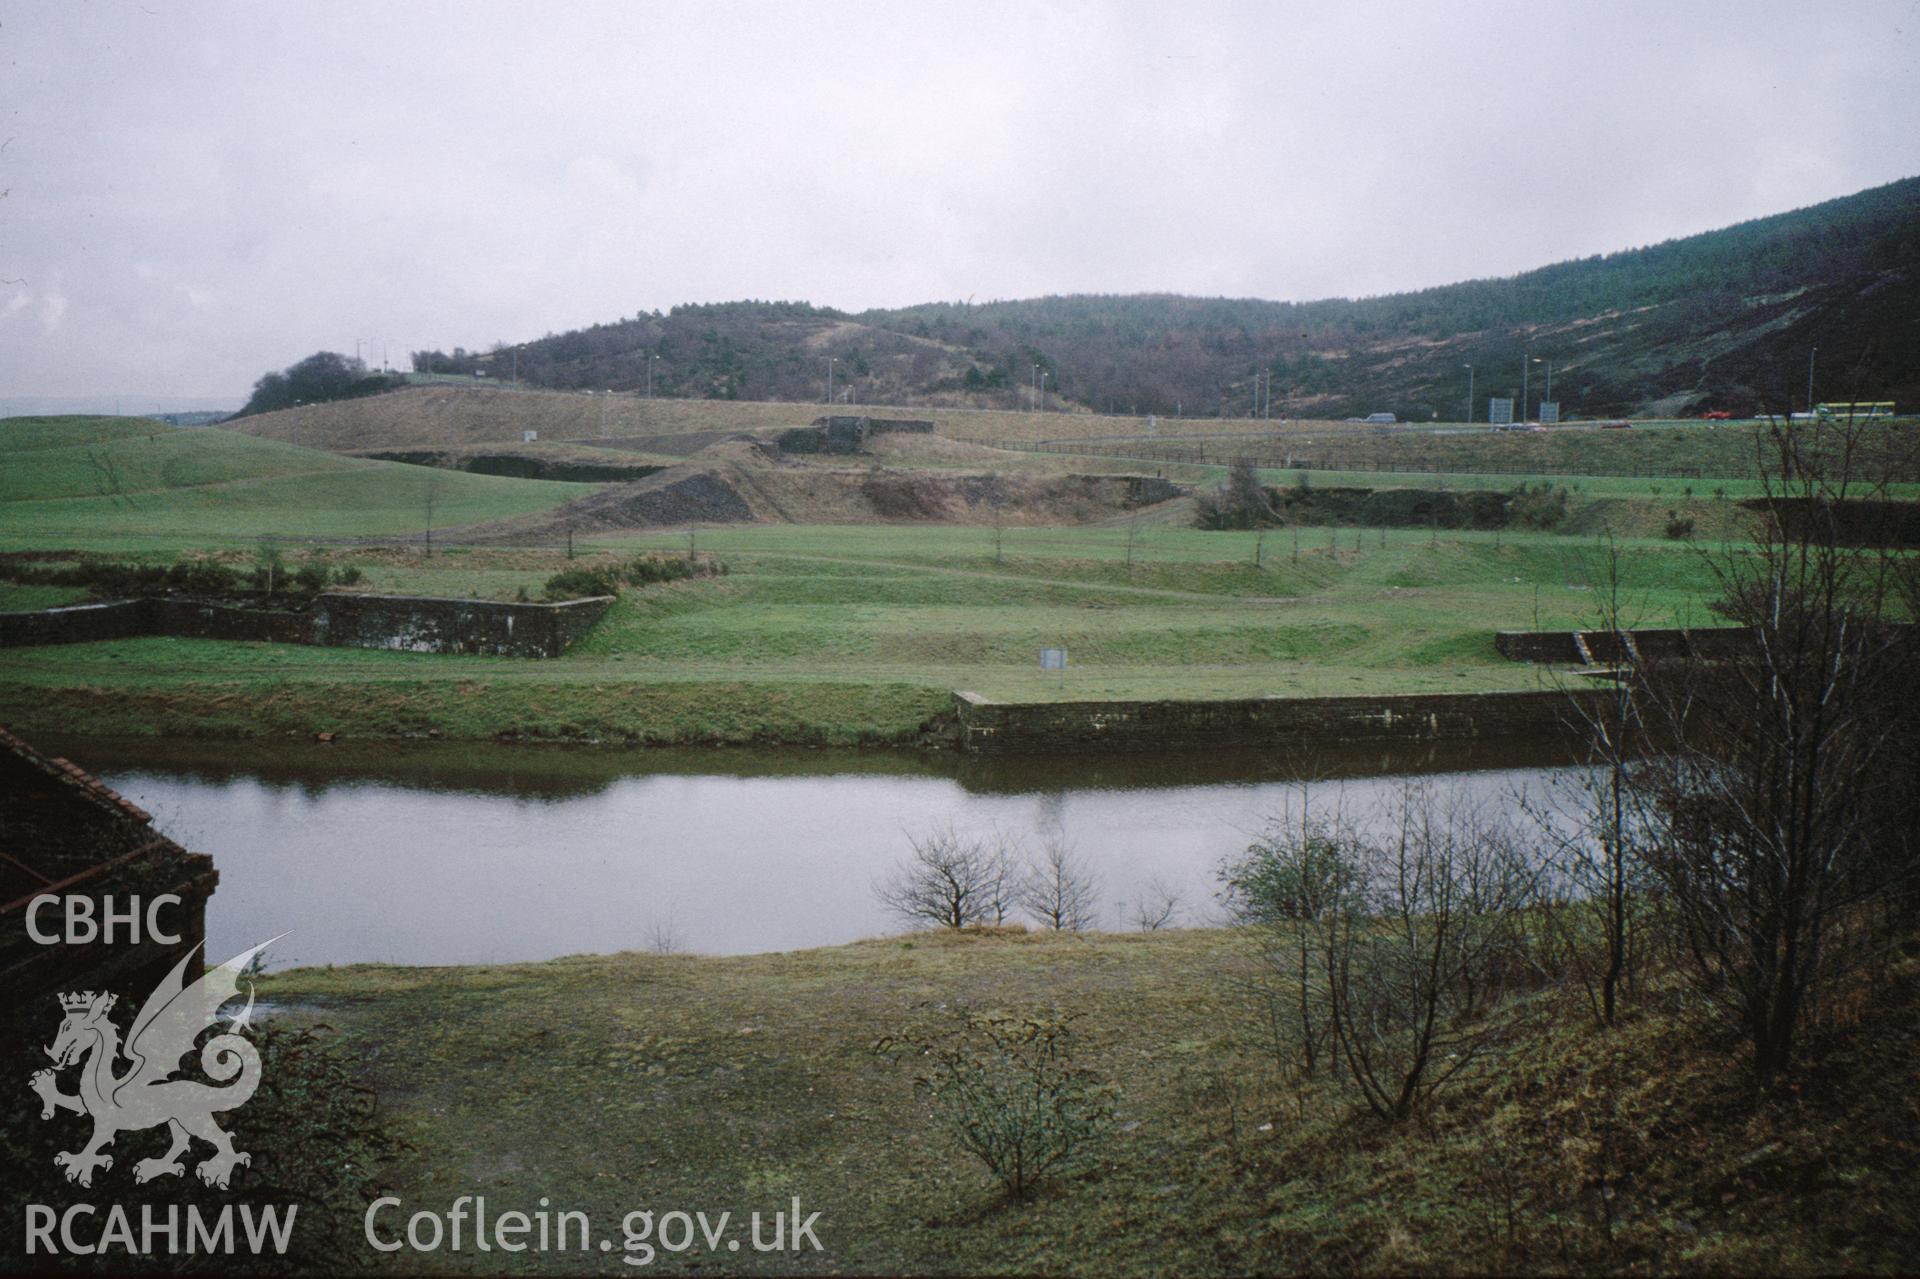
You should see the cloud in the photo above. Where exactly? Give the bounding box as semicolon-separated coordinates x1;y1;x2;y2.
0;0;1914;399
39;289;67;334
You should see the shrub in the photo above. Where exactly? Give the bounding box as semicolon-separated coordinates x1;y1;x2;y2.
542;567;622;600
0;556;243;597
622;555;695;585
1222;819;1363;924
248;542;288;593
163;559;241;595
1222;788;1543;1119
292;562;330;593
1019;841;1099;931
1182;458;1274;526
335;565;364;586
0;1017;405;1273
874;826;1017;929
878;1010;1112;1201
1509;481;1570;530
1664;510;1697;540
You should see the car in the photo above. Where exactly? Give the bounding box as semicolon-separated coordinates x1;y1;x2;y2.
1701;410;1732;421
1602;419;1633;430
1362;412;1397;424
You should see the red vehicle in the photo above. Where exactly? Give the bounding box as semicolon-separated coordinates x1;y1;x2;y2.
1700;410;1733;421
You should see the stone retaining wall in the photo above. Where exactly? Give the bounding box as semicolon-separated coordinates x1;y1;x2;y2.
1496;623;1918;665
952;688;1602;755
0;600;150;647
311;593;612;656
1495;626;1764;664
148;596;314;645
0;593;613;658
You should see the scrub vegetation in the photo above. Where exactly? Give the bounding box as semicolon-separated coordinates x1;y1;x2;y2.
253;919;1920;1275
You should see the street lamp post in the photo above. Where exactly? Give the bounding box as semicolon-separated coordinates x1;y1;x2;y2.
647;354;657;398
826;357;838;405
1521;354;1531;424
1807;347;1818;415
1039;370;1049;410
1463;364;1474;424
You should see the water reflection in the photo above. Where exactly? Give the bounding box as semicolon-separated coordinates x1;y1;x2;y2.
48;735;1588;968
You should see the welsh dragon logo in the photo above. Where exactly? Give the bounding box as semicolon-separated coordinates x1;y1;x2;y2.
29;939;279;1190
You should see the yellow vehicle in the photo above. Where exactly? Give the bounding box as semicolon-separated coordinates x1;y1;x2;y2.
1814;401;1897;420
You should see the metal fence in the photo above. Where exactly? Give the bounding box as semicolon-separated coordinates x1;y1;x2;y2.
949;434;1731;481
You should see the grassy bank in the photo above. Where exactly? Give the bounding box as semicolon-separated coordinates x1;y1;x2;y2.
0;524;1729;744
258;927;1920;1274
0;416;586;544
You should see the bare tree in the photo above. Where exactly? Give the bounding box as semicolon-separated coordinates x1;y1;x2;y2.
1313;785;1542;1122
84;448;127;505
1525;532;1653;1028
646;915;683;955
423;474;442;558
875;826;1017;930
1221;798;1361;1078
1131;878;1183;931
1622;416;1915;1084
1020;840;1100;931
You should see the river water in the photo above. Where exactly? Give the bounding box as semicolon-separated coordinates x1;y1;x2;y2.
44;735;1590;967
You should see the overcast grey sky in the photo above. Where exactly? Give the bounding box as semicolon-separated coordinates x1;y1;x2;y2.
2;0;1916;408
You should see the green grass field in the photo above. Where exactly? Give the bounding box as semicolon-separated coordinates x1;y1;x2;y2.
0;416;587;546
0;519;1727;743
0;414;1802;744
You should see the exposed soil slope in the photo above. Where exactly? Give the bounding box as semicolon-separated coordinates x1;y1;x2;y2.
452;436;1186;539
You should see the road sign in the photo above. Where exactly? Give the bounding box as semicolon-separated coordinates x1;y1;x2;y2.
1489;398;1514;426
1538;401;1560;424
1040;647;1067;671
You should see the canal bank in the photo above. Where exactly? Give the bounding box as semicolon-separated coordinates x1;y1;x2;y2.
0;677;1602;755
949;687;1604;754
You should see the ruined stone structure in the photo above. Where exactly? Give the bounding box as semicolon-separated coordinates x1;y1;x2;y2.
1498;625;1790;664
779;416;938;455
0;727;218;1001
0;593;614;658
